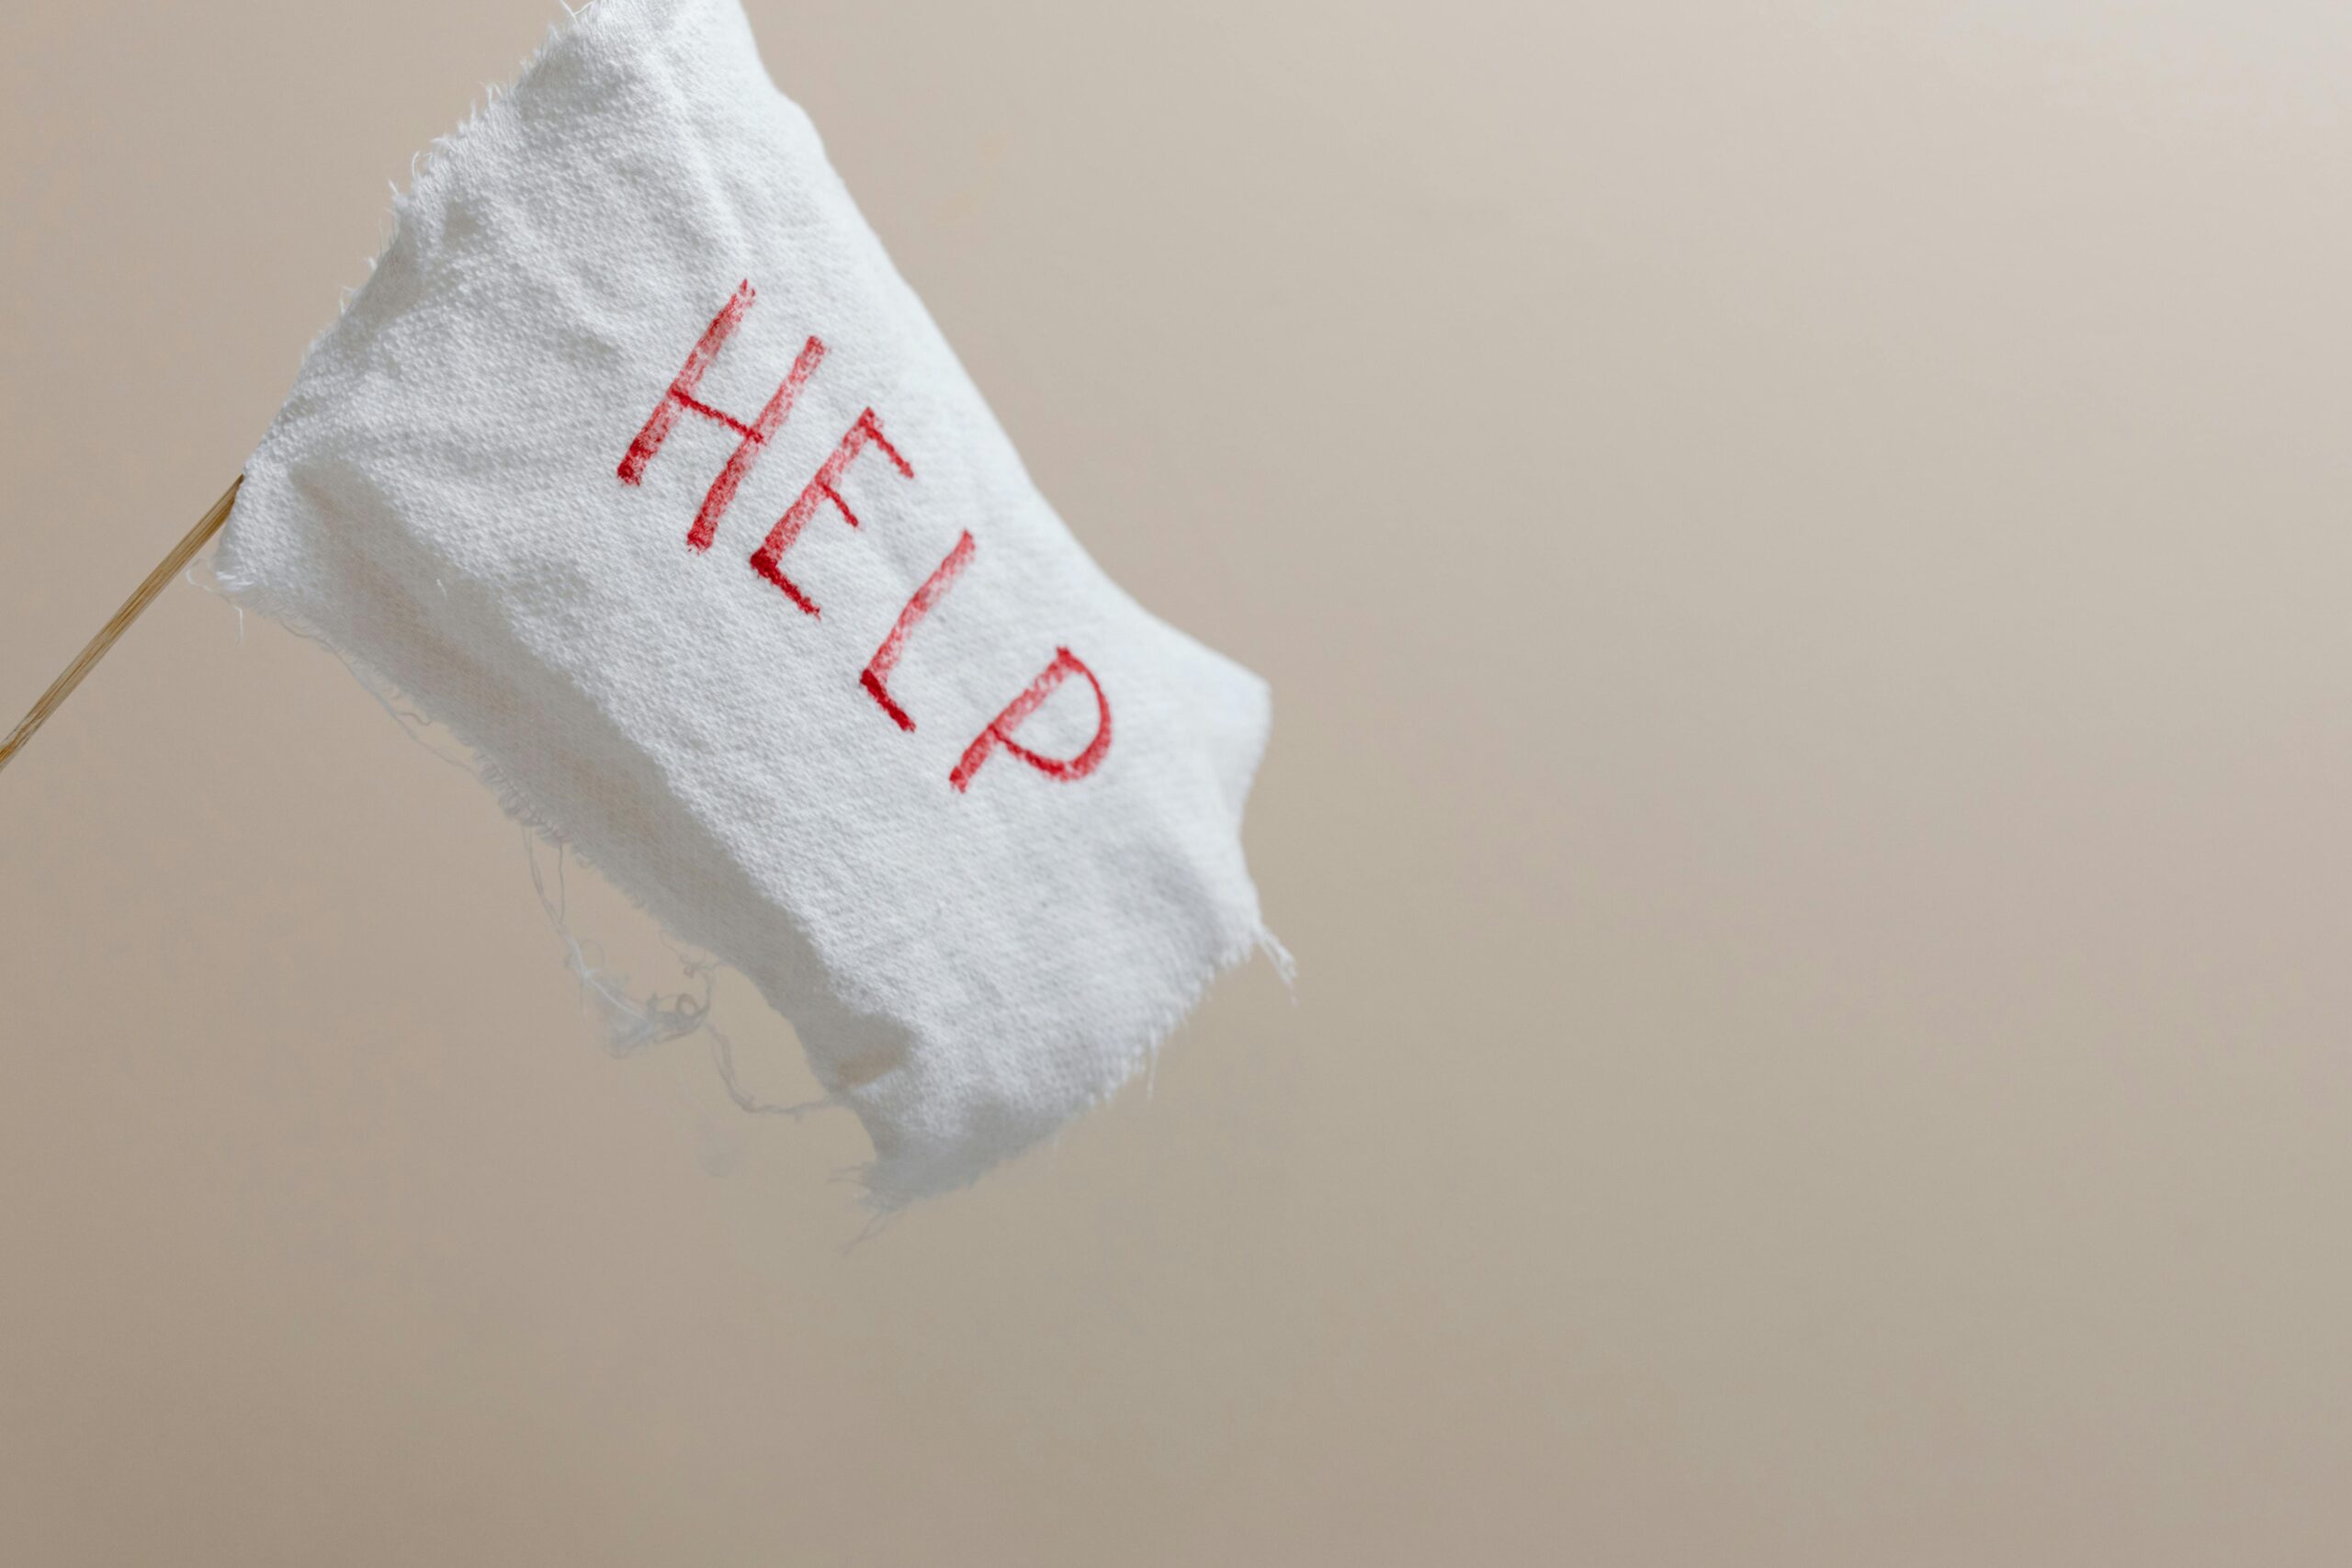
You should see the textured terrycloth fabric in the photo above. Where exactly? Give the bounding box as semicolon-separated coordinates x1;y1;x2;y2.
215;0;1277;1204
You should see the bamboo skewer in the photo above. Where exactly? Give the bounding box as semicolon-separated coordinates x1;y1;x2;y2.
0;477;243;775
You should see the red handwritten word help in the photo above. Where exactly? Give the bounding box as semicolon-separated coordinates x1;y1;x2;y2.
619;281;1110;793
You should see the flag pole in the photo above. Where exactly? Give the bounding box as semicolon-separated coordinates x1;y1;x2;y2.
0;476;243;775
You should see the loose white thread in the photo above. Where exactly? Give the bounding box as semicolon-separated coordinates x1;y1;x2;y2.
524;829;822;1119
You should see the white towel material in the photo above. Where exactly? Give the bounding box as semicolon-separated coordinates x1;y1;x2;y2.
216;0;1277;1203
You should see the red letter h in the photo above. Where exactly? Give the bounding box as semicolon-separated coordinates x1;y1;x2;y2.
616;280;827;552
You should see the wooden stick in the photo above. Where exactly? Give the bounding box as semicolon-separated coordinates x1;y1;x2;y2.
0;476;243;775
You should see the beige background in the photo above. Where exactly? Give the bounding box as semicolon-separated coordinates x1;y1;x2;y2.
5;1;2351;1562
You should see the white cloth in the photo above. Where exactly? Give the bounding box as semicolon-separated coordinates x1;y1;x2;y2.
216;0;1277;1204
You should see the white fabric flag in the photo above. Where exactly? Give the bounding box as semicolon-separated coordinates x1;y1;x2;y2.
216;0;1278;1204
